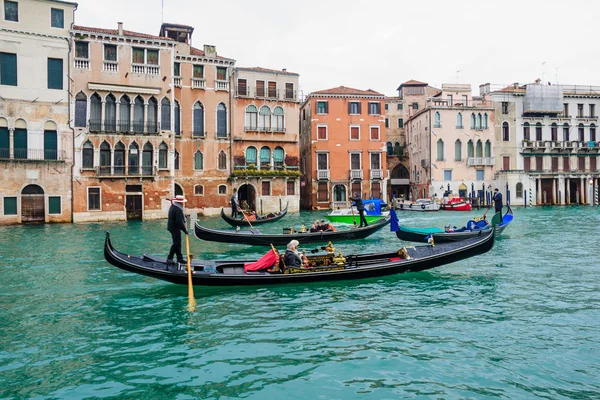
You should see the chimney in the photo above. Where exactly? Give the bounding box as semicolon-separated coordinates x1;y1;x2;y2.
203;44;216;57
282;68;287;72
479;83;490;96
117;22;123;35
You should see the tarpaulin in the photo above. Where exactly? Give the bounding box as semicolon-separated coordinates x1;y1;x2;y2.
244;249;278;272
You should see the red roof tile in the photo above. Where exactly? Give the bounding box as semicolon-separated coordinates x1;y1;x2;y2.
237;66;299;76
73;25;173;41
400;79;428;86
311;86;384;96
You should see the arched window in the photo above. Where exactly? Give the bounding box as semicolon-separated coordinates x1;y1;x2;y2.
216;103;227;137
133;96;144;133
259;105;270;131
551;123;558;141
523;122;530;141
194;150;204;170
578;123;585;141
394;142;401;156
260;146;271;168
274;146;284;169
174;149;180;170
161;98;171;131
536;122;542;141
563;123;570;141
434;111;441;128
476;113;482;129
334;185;346;202
75;92;87;127
273;106;284;131
467;140;474;157
436;139;444;161
142;142;153;175
193;102;204;137
105;94;116;132
129;142;139;174
456;112;463;128
516;182;523;198
502;122;510;141
82;140;94;169
470;113;476;129
485;140;491;158
194;185;204;195
386;141;393;156
90;93;102;131
246;146;257;166
99;141;111;175
591;124;596;141
174;101;181;135
159;142;168;169
114;142;125;174
454;139;462;161
43;121;57;160
119;95;130;132
218;185;227;194
476;140;483;157
217;150;227;170
147;97;158;133
245;105;258;129
483;113;488;129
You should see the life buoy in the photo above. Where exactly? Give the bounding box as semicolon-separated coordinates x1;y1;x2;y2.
421;204;426;210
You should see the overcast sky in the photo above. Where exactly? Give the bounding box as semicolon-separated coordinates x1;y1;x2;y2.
75;0;599;97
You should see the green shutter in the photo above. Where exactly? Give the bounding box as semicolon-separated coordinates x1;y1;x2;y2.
0;53;17;86
0;127;8;158
14;128;27;159
4;197;17;215
49;196;61;214
44;130;58;160
47;58;63;89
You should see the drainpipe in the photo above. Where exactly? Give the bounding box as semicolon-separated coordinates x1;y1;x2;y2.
228;67;234;185
68;4;78;224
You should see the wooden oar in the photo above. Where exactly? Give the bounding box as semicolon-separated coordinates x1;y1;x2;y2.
242;211;258;234
185;234;196;312
350;204;357;227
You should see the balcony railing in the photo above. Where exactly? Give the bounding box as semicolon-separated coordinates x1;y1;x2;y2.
0;148;66;161
132;64;159;75
174;77;182;88
317;169;330;180
370;169;383;179
74;58;89;70
429;98;493;108
350;169;363;179
215;80;229;91
97;165;157;177
192;78;205;89
89;120;160;134
103;60;118;72
467;157;495;166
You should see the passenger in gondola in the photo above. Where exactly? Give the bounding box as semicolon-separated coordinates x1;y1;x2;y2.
310;220;320;232
245;211;257;221
284;240;309;268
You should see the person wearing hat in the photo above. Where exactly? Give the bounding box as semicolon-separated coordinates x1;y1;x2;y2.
492;188;503;223
349;192;368;227
167;195;188;264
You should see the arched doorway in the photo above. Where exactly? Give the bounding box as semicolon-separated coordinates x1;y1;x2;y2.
458;183;468;199
390;163;410;200
21;184;45;223
238;183;256;211
333;184;347;203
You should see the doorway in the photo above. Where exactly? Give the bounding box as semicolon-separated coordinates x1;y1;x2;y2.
238;184;256;211
458;183;468;199
21;184;45;223
125;184;143;220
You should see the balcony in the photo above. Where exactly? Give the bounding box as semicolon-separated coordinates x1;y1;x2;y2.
231;166;301;179
0;148;67;161
215;80;229;91
131;64;159;75
192;78;205;89
317;169;330;180
96;165;157;178
103;61;118;72
370;169;383;179
74;58;90;70
89;120;160;135
467;157;495;166
174;77;182;88
350;169;363;179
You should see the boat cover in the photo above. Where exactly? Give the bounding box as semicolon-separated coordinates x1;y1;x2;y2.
244;249;278;272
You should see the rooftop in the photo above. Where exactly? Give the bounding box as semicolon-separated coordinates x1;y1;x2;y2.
311;86;384;96
237;66;299;76
73;24;173;41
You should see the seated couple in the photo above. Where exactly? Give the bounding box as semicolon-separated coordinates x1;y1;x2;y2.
309;219;337;233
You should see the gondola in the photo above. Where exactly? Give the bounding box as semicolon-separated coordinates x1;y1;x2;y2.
220;203;288;227
395;207;513;243
195;216;391;246
103;227;495;287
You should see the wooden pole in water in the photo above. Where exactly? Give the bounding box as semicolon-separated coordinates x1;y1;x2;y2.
185;234;196;312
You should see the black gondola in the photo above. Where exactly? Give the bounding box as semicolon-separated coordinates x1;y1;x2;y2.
195;216;391;246
103;228;495;287
395;208;513;243
220;204;288;227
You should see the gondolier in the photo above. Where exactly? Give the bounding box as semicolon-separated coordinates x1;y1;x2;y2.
492;188;503;222
231;188;240;217
167;195;188;264
349;192;368;227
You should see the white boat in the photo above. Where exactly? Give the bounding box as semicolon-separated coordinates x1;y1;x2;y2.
394;198;440;212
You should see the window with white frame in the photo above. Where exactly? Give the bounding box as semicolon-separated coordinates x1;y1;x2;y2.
350;125;360;140
370;153;381;170
476;170;484;180
350;153;361;170
370;126;380;140
194;185;204;195
443;170;452;180
194;150;203;170
218;185;227;194
317;153;328;170
218;150;227;170
245;105;257;129
317;124;327;140
88;187;101;211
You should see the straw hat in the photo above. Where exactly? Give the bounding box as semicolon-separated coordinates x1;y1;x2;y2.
170;195;187;203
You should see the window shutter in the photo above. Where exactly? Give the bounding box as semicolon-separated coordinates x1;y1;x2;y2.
47;58;63;89
348;102;352;114
357;102;361;114
0;53;18;86
14;128;27;159
44;130;58;160
0;127;9;158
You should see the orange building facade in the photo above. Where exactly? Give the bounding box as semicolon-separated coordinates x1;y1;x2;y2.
299;87;388;210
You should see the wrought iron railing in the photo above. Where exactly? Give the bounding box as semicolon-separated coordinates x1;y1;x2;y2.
96;165;157;177
0;148;66;161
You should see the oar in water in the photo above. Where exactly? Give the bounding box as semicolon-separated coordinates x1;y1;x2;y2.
350;205;357;227
242;211;260;234
185;234;196;312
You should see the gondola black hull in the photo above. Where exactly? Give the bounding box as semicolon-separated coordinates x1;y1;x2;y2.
220;205;288;227
104;228;495;287
195;217;391;246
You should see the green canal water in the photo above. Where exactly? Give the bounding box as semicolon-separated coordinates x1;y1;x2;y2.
1;207;599;399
